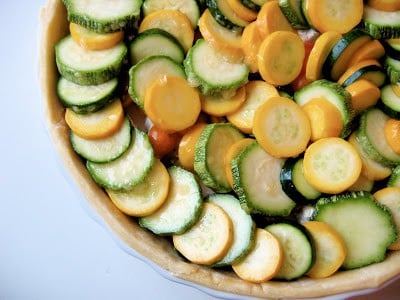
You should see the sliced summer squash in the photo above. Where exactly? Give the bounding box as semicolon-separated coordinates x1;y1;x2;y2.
55;35;127;85
240;21;263;73
208;194;255;266
385;55;400;84
198;9;244;62
356;108;400;166
194;123;244;193
70;117;131;163
280;157;322;203
128;55;186;108
388;165;400;187
206;0;250;30
337;59;386;88
69;22;124;50
305;31;343;82
345;79;381;114
63;0;142;33
257;31;305;86
86;127;154;191
363;4;400;39
323;29;373;81
303;137;362;194
312;191;397;269
373;187;400;250
142;0;200;28
348;131;392;181
266;222;315;280
57;77;118;114
348;39;386;67
129;29;185;64
178;123;207;172
232;228;282;283
255;1;295;38
384;118;400;154
227;0;257;22
138;9;195;52
225;138;256;188
139;166;203;235
303;221;347;279
381;84;400;119
184;39;249;95
144;75;201;132
252;96;311;158
106;159;170;217
294;79;354;138
278;0;309;29
227;80;279;134
65;99;125;140
200;86;246;117
173;202;233;265
231;142;296;216
302;0;363;34
301;97;344;141
367;0;400;11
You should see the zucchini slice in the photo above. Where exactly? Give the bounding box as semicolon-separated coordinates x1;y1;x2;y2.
63;0;142;33
323;29;372;81
142;0;200;28
86;127;154;191
294;79;354;138
129;29;185;64
231;142;296;216
208;194;255;266
128;55;186;108
106;159;170;217
194;123;244;193
184;39;249;95
380;84;400;119
278;0;309;29
356;108;400;167
139;166;203;235
55;35;127;86
57;77;118;114
280;157;322;203
312;191;397;269
206;0;249;29
373;187;400;250
363;4;400;39
388;165;400;187
71;117;132;163
266;222;315;280
338;60;386;88
384;55;400;84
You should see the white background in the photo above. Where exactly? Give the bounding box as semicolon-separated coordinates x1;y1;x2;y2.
0;1;398;299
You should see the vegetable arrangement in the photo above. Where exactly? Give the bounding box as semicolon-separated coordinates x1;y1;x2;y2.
54;0;400;287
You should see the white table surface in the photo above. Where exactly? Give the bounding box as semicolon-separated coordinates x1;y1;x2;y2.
1;1;398;299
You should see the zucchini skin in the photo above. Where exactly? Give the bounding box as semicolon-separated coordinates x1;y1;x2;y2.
57;77;119;114
294;79;354;138
341;65;386;88
385;56;400;84
323;29;372;79
278;0;309;29
62;0;142;33
55;36;128;86
280;157;321;203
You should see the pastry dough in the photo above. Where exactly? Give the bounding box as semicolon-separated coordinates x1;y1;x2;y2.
39;0;400;298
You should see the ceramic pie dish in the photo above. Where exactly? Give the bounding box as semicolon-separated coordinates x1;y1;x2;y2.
39;0;400;298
